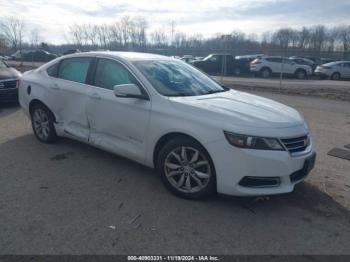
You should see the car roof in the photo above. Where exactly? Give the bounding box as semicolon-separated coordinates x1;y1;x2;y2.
324;61;350;65
63;51;171;61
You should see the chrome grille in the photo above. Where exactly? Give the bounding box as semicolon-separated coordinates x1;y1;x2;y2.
280;135;310;154
0;79;17;89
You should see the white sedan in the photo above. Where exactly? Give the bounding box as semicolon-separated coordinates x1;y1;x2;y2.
314;61;350;80
19;52;316;199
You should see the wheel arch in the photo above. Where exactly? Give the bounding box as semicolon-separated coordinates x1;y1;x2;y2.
295;68;306;73
259;66;272;75
29;99;57;123
152;132;211;168
331;72;341;79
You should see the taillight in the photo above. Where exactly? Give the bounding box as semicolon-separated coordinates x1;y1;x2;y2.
16;79;20;88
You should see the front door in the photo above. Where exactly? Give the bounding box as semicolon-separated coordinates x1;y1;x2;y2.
86;58;151;162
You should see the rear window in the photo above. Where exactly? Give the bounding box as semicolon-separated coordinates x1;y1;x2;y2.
57;57;92;84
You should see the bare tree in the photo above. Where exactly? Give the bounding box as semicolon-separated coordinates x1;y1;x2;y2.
150;29;168;47
336;25;350;52
297;27;310;49
68;24;85;46
134;16;148;47
30;28;40;48
109;22;123;47
310;25;327;53
0;17;25;50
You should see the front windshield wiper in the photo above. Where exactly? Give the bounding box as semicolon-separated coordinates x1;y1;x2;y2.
166;92;193;97
166;88;229;97
205;89;228;95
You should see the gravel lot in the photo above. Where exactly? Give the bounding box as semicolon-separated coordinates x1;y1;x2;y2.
0;92;350;255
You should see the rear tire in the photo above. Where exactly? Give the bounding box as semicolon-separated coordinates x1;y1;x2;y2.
156;137;216;199
295;69;306;79
260;68;271;78
31;104;58;143
331;72;341;80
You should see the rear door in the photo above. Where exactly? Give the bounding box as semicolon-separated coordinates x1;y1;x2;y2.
48;57;93;141
283;59;297;74
265;57;282;73
85;57;151;162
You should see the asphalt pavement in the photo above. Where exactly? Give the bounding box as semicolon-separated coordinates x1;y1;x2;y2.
0;92;350;254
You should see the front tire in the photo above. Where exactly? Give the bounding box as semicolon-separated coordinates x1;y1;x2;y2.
156;137;216;199
260;68;271;78
295;69;306;79
31;104;58;143
331;72;341;80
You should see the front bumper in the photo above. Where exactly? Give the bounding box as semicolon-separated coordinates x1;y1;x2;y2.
206;138;315;196
314;71;330;78
0;88;18;102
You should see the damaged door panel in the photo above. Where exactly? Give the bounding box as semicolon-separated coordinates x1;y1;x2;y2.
86;58;151;163
49;57;93;141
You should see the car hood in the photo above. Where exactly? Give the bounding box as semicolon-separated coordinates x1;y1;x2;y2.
0;67;20;81
169;90;305;128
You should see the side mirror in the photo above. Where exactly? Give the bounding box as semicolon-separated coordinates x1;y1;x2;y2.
113;84;149;100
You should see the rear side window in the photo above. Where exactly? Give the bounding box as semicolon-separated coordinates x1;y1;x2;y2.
58;57;91;84
47;63;59;77
93;59;139;90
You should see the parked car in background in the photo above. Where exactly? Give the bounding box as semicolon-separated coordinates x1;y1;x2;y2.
320;58;338;65
192;54;250;76
250;56;312;79
235;54;264;61
19;51;315;199
0;59;21;103
180;55;196;63
23;50;57;62
314;61;350;80
63;49;81;55
289;57;317;72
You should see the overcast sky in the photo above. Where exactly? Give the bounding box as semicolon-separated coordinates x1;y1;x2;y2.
1;0;350;44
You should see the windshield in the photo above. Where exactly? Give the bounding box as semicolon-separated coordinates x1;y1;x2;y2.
0;60;8;68
134;60;227;97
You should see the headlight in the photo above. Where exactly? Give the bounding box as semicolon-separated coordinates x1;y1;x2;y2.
224;131;285;151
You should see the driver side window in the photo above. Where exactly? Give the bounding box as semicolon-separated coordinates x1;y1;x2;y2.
93;58;140;90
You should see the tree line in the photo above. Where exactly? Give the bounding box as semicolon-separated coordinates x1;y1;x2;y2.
1;16;350;58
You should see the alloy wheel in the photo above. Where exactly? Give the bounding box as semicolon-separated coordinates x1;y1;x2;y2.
164;146;211;193
32;108;50;141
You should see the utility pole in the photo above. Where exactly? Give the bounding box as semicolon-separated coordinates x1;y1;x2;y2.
170;21;175;47
279;43;285;93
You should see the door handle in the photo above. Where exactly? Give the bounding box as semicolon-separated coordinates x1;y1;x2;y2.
89;93;101;100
